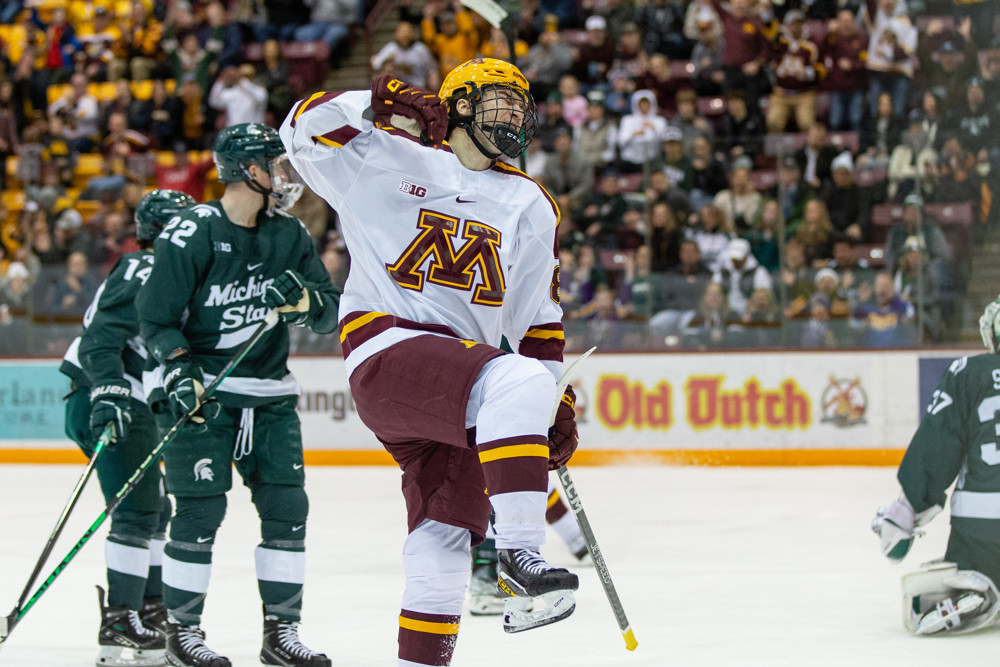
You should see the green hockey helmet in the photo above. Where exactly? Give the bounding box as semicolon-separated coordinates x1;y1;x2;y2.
212;123;303;209
135;189;196;241
980;297;1000;353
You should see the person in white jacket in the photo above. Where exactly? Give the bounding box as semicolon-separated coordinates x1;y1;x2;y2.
617;89;667;173
208;66;268;126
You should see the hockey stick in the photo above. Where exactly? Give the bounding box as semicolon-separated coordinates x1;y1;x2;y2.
552;347;638;652
13;424;114;614
0;310;279;647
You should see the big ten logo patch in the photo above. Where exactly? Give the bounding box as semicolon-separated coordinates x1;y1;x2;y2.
214;241;232;252
399;181;427;198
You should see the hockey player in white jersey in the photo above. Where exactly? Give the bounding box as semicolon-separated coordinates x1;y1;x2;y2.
280;58;580;666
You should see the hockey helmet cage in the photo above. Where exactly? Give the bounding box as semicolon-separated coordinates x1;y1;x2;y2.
135;189;196;241
212;123;287;184
439;58;537;159
980;297;1000;353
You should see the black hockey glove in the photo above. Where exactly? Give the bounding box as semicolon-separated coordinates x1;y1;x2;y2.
371;75;449;147
548;385;579;470
89;381;132;444
263;269;325;327
163;357;220;425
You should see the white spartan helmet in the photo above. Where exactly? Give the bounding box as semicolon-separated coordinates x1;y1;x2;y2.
194;458;215;482
980;298;1000;353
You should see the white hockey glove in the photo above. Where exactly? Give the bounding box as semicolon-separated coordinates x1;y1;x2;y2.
871;494;941;562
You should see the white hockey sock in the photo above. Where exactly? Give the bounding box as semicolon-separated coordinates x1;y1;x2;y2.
490;492;547;550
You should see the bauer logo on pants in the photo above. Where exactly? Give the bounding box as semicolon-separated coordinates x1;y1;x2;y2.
194;458;215;481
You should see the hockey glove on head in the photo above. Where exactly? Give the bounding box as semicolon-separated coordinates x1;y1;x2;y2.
548;385;578;470
163;357;220;425
89;381;132;444
371;75;449;148
263;269;327;327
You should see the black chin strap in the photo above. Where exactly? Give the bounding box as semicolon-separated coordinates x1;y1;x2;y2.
242;166;272;210
452;116;501;162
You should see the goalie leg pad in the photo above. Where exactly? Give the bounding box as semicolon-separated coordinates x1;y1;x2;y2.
903;562;1000;635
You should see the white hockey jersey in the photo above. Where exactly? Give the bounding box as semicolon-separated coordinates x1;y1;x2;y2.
279;90;565;378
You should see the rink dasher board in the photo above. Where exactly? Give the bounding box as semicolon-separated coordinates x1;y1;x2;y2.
0;349;976;464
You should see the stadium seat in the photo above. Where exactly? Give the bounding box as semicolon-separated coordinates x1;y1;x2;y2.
871;203;902;225
697;96;725;116
925;202;973;226
764;132;807;157
617;173;644;193
854;165;887;187
749;169;778;191
855;244;885;269
828;131;859;153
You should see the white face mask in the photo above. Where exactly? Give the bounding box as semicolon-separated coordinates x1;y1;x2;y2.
268;154;304;211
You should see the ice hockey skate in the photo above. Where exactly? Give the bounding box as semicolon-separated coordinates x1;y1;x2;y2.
139;598;168;636
96;586;165;667
497;548;578;633
469;562;510;616
260;617;331;666
164;623;230;667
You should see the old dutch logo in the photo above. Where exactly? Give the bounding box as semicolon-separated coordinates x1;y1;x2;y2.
820;376;868;427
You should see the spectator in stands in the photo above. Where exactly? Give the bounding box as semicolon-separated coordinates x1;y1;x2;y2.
888;111;938;202
686;202;733;270
37;7;79;83
766;10;822;133
719;89;765;160
136;79;181;149
829;236;875;303
932;133;985;205
820;8;868;132
166;28;223;94
567;283;632;350
574;89;617;173
0;80;19;191
209;65;268;126
617;89;667;174
980;38;1000;111
636;0;688;59
646;167;694;223
76;6;118;82
918;18;979;109
649;238;714;335
689;5;725;96
87;210;127;272
201;2;243;69
99;80;142;135
795;198;835;265
741;286;780;346
853;270;915;346
255;40;294;122
672;89;714;153
578;170;629;248
703;0;770;107
522;131;548;180
863;0;917;118
893;234;942;341
536;91;571;153
912;91;943;151
564;243;609;310
770;155;815;232
780;237;814;305
48;72;99;153
618;245;654;319
713;156;762;233
795;122;839;190
155;142;214;202
421;3;479;79
823;152;869;239
634;53;681;115
800;291;838;347
883;193;951;273
654;126;693;191
608;21;645;84
44;250;95;318
0;260;31;317
648;200;681;270
571;15;616;85
712;236;773;316
371;21;438;89
858;93;905;165
294;0;354;64
945;78;996;154
542;127;592;215
682;280;742;349
689;134;729;206
112;2;164;81
558;74;588;127
262;0;311;41
746;198;780;271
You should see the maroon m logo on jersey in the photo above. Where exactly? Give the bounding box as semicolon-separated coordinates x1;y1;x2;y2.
386;209;505;306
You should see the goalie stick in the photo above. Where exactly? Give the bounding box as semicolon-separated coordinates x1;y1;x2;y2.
0;309;279;649
553;347;639;652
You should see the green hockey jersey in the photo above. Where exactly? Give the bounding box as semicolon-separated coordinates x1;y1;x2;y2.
60;250;153;400
136;200;338;408
900;354;1000;543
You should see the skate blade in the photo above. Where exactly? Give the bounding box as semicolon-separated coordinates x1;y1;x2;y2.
468;593;509;616
97;645;166;666
503;591;575;633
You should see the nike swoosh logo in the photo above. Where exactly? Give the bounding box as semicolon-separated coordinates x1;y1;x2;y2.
248;262;264;271
196;536;212;543
293;463;303;470
292;524;304;531
455;196;475;204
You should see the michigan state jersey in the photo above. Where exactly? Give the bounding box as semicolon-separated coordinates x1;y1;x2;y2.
900;354;1000;542
136;200;338;408
60;250;153;400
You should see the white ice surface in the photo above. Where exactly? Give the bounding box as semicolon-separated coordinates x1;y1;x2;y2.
0;464;996;666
